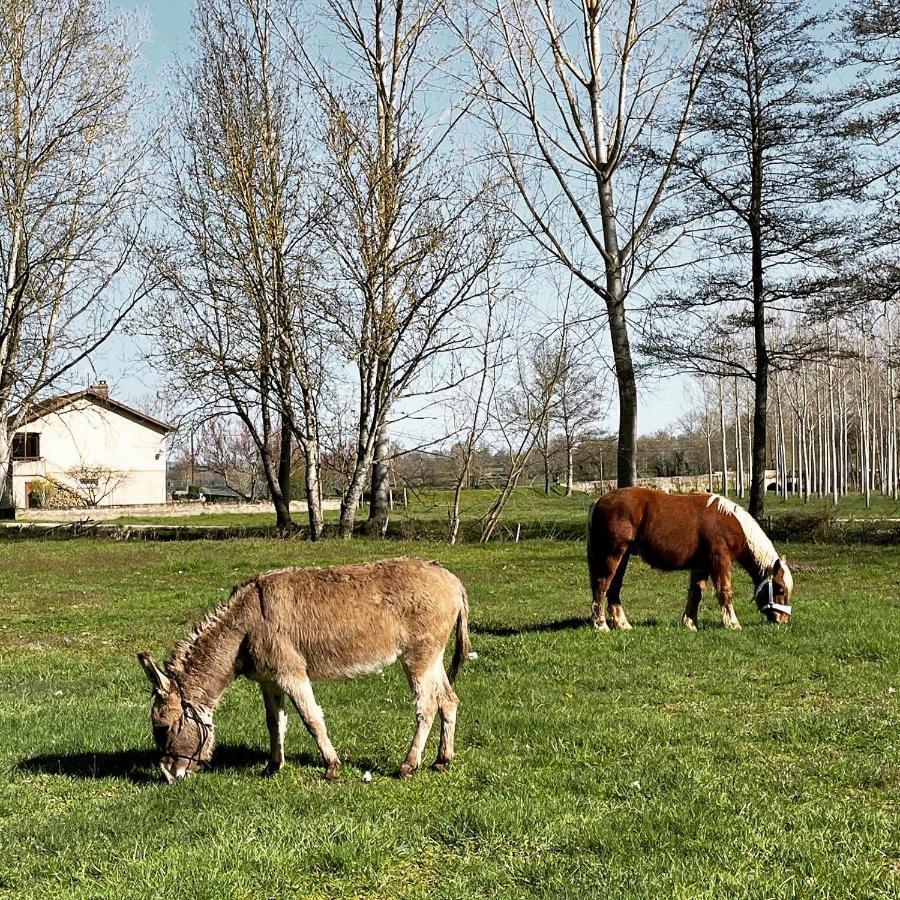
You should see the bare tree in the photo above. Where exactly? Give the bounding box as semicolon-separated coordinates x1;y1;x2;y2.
645;0;845;516
194;417;266;500
479;332;566;542
458;0;727;488
64;464;125;507
305;0;507;538
0;0;152;515
446;283;506;544
149;0;325;535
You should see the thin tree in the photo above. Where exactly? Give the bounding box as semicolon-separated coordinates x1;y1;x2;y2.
458;0;728;488
150;0;324;535
0;0;152;514
305;0;507;538
646;0;845;516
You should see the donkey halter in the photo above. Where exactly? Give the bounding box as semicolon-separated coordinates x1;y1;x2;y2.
754;577;792;617
165;684;214;768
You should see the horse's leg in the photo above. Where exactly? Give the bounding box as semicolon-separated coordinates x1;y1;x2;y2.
399;655;442;778
260;682;287;776
682;571;707;631
277;672;341;780
606;549;633;630
589;546;628;631
433;669;459;773
712;559;741;630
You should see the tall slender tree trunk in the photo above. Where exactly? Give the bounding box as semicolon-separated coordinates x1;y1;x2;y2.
748;219;768;518
368;421;391;524
718;376;729;496
599;178;637;488
274;418;293;532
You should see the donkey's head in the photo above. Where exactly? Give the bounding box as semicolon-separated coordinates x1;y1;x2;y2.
754;557;793;624
137;651;215;783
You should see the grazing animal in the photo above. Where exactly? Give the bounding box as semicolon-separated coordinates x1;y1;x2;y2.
138;558;469;784
587;488;793;631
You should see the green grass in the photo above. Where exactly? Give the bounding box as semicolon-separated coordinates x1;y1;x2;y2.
1;534;898;898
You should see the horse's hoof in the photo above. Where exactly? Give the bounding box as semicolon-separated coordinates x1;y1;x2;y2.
261;762;283;777
398;763;416;779
593;621;610;632
682;618;698;632
431;761;450;773
324;766;340;782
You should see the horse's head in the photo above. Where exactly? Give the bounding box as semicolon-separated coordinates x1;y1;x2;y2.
137;651;215;783
754;557;793;624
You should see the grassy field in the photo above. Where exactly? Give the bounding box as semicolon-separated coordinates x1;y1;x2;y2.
0;529;898;899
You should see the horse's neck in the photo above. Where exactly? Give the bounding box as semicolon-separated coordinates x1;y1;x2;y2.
738;548;768;587
176;622;246;710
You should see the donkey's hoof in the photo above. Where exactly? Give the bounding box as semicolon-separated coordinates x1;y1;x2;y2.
324;765;341;782
431;761;450;774
398;763;416;779
261;762;283;777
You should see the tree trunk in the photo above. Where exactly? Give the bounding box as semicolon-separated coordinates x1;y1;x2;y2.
0;423;13;517
565;441;574;497
599;179;637;488
274;419;293;533
302;437;323;541
368;420;391;524
748;221;768;519
718;377;729;495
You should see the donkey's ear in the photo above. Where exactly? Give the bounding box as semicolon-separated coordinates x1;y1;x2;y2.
137;651;171;694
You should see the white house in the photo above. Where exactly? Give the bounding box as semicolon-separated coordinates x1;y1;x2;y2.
10;382;173;510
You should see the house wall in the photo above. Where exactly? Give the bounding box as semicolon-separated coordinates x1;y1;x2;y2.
11;399;168;508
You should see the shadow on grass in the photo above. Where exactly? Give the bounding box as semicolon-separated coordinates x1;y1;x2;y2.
474;616;590;636
17;743;397;783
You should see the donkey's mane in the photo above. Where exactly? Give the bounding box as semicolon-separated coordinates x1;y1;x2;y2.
705;494;779;573
167;577;257;677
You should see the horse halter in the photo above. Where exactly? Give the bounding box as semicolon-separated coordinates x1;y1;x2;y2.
754;577;792;617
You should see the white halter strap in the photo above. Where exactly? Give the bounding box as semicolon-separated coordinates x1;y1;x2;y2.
754;578;792;616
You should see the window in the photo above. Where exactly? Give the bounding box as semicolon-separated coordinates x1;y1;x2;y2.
12;432;40;460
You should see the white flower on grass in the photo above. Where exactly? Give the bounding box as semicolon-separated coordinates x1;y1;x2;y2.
630;780;641;789
362;771;372;783
468;651;479;660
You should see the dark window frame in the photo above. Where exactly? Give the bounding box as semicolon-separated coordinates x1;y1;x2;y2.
12;432;41;460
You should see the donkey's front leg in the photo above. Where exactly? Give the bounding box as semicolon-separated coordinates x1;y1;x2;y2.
260;682;287;776
712;565;741;630
279;673;341;780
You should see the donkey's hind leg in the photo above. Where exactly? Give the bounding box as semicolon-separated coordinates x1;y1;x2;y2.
682;571;707;631
433;669;459;773
260;682;287;776
278;672;341;780
399;656;442;778
606;549;633;630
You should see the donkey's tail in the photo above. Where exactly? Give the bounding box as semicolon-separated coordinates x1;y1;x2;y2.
448;588;470;683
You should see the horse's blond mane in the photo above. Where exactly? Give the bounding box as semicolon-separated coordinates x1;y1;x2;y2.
705;494;780;573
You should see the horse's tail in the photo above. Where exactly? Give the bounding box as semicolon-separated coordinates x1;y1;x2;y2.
448;587;470;684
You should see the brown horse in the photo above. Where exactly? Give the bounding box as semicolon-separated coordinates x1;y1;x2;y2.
138;558;469;783
587;488;793;631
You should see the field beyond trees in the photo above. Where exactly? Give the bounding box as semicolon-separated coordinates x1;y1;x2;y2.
1;530;898;898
